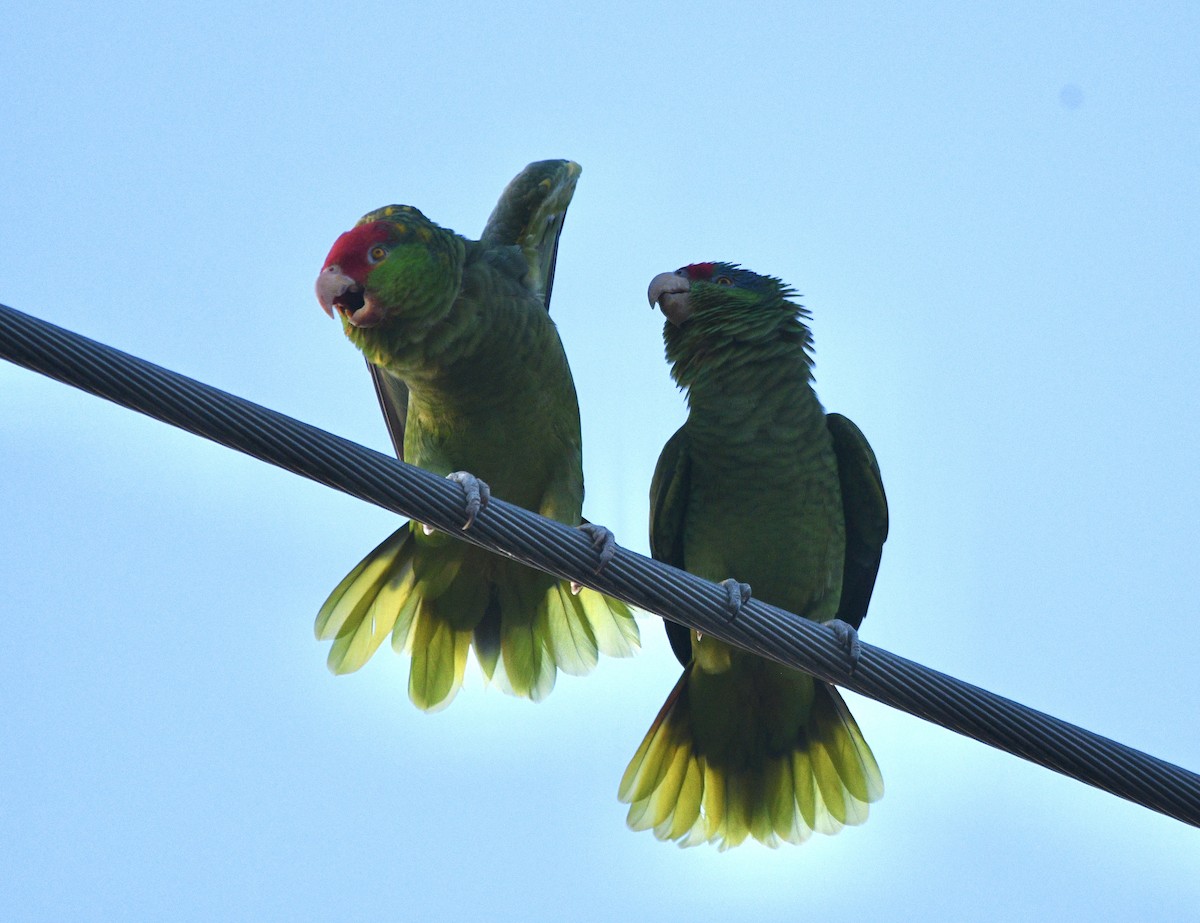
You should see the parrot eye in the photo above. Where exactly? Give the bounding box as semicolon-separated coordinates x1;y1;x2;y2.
714;275;734;286
367;246;388;263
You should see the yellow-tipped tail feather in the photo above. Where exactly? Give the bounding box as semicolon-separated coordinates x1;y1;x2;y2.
316;523;639;710
619;665;882;849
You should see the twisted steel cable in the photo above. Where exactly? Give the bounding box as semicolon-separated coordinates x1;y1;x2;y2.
2;300;1198;827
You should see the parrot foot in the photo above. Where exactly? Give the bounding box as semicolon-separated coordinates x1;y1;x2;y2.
579;522;617;571
827;619;862;674
446;471;491;530
570;522;617;594
719;578;752;622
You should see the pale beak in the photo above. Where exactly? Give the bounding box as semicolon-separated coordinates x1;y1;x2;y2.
647;270;693;325
315;265;384;328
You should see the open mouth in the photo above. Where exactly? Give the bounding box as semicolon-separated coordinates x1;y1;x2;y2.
333;284;366;317
340;290;384;328
317;268;383;328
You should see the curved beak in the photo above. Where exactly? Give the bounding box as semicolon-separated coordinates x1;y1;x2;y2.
315;266;384;328
647;270;693;326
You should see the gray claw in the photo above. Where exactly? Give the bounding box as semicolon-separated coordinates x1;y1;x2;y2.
446;471;491;530
828;619;862;674
719;578;752;621
577;522;617;574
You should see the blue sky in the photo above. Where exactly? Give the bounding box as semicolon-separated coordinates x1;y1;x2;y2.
2;2;1198;920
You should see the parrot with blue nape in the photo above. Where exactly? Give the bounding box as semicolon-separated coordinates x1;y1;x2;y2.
620;261;887;848
314;160;638;712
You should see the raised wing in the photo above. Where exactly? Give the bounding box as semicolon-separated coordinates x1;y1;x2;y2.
479;159;581;311
367;160;582;456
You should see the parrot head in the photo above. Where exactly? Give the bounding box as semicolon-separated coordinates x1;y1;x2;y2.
647;262;796;326
647;262;811;386
316;205;465;339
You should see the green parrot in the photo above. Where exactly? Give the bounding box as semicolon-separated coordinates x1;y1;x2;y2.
619;262;887;848
313;160;638;712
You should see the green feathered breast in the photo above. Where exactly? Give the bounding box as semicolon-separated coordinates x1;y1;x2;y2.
621;261;887;848
314;161;638;711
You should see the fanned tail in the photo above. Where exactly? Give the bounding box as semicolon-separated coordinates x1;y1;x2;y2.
618;664;882;849
316;524;639;711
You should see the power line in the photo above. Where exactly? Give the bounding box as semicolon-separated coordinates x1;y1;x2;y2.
2;300;1198;827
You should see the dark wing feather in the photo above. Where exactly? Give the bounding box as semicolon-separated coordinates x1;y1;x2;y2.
826;412;888;629
649;426;694;667
368;362;410;460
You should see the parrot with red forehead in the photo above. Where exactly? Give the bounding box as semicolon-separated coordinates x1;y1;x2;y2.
313;160;638;711
619;261;887;848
